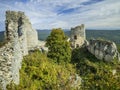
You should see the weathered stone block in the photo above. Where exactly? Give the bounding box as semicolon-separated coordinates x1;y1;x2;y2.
87;39;120;61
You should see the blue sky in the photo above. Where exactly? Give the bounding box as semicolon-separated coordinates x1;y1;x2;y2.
0;0;120;31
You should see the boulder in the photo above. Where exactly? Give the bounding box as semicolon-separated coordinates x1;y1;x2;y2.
87;39;120;61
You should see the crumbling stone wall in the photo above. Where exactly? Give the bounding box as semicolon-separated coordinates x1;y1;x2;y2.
69;24;120;61
70;24;86;48
5;11;28;56
87;39;120;61
0;11;38;90
25;20;38;50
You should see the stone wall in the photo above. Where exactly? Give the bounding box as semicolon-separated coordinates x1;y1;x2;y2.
0;11;39;90
70;24;86;48
87;39;120;61
23;16;38;50
5;11;28;56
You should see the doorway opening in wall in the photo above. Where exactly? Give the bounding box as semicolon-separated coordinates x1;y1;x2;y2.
76;44;79;48
74;35;77;40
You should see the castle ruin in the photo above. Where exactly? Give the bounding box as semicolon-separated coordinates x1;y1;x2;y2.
70;24;86;48
0;11;39;90
70;24;120;61
0;10;120;90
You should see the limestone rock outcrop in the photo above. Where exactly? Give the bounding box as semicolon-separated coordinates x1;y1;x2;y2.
0;11;39;90
87;39;120;61
69;74;82;89
70;24;86;48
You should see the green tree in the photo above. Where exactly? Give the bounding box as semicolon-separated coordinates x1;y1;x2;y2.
46;28;71;63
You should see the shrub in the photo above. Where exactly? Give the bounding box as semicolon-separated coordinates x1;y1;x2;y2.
71;47;120;90
46;28;71;64
7;50;76;90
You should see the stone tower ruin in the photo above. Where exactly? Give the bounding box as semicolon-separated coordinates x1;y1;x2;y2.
0;11;38;90
70;24;86;48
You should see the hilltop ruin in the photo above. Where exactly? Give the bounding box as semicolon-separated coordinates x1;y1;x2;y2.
0;11;39;90
70;25;120;61
70;24;86;48
0;10;120;90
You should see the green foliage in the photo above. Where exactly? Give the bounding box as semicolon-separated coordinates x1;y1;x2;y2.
7;50;76;90
71;47;120;90
46;28;71;63
2;31;120;90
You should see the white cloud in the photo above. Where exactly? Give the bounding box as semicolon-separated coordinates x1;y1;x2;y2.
50;21;69;29
0;0;120;31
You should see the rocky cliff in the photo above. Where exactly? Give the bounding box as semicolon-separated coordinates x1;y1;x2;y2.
0;11;39;90
87;39;120;61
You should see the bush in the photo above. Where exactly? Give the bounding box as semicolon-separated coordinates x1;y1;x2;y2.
46;28;71;64
7;50;76;90
71;47;120;90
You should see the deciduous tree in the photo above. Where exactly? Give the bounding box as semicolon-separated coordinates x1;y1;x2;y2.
46;28;71;63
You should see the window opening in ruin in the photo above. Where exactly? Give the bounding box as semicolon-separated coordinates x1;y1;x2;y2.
76;44;79;48
74;35;77;40
18;17;23;37
18;28;22;36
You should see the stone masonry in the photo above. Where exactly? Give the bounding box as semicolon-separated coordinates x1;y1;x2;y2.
0;10;120;90
70;24;86;48
0;11;38;90
70;24;120;61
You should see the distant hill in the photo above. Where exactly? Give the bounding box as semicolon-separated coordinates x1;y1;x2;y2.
86;30;120;43
37;30;51;41
0;31;4;42
0;30;120;44
36;30;120;44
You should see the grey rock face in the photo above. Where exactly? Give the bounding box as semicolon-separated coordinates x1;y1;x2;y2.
69;74;82;89
0;11;39;90
87;39;120;61
70;24;86;48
